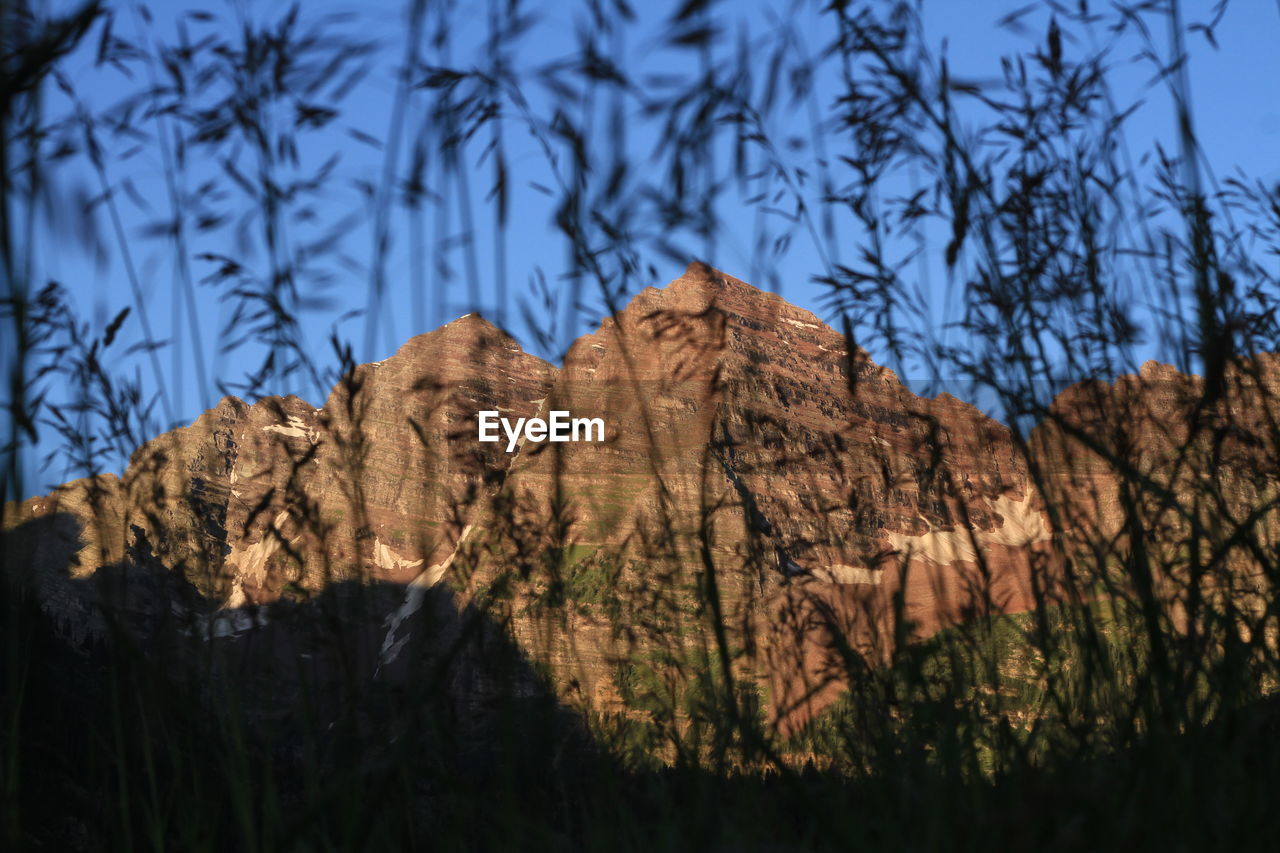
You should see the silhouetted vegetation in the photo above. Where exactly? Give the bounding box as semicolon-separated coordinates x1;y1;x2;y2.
5;0;1280;849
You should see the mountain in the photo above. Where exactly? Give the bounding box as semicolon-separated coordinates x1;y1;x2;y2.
6;262;1277;741
1029;354;1280;639
471;264;1051;732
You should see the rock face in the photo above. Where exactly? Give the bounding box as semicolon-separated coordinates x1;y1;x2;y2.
5;315;555;639
10;262;1276;739
481;264;1050;731
1029;355;1280;641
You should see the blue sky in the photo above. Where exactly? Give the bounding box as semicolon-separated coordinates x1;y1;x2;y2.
10;0;1280;496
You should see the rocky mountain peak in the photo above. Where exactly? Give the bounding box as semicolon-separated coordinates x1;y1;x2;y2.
368;311;530;374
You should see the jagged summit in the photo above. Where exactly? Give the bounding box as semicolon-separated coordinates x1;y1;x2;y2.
1139;359;1185;380
664;259;743;293
438;310;506;336
564;262;846;381
377;310;532;367
634;260;826;326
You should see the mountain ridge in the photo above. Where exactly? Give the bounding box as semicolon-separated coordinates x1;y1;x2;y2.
7;261;1280;735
